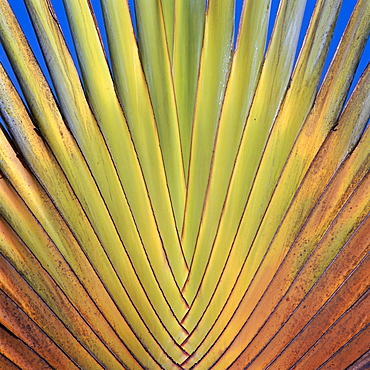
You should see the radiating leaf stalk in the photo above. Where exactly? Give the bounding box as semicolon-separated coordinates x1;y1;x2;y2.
0;0;132;293
230;248;370;369
61;0;188;295
181;0;235;267
182;67;370;369
99;0;188;285
134;0;186;230
0;308;59;370
224;67;370;369
228;64;370;367
292;289;370;370
160;0;175;61
182;0;309;324
185;0;369;345
210;168;370;370
180;0;369;363
0;349;30;370
180;0;271;303
0;218;137;370
0;130;174;368
0;4;189;364
0;6;191;357
0;0;368;368
173;0;206;177
318;324;370;370
232;126;370;368
0;62;190;364
262;247;370;370
0;177;131;370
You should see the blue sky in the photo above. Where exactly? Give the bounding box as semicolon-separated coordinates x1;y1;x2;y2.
1;0;369;104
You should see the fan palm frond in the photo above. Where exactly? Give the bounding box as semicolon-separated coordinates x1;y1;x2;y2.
0;0;369;369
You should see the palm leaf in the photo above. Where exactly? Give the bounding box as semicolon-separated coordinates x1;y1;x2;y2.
0;0;369;369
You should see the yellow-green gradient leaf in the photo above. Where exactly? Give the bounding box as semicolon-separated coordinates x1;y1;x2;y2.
181;0;235;266
0;3;190;353
180;0;369;363
0;0;368;368
183;0;270;279
60;0;188;296
220;69;370;370
99;0;188;285
134;0;186;229
182;0;309;325
160;0;175;61
183;0;304;306
173;0;206;176
185;53;369;360
0;67;187;367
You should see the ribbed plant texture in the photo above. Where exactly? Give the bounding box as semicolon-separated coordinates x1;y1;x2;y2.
0;0;369;369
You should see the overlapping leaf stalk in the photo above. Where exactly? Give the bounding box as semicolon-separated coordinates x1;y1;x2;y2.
0;0;369;369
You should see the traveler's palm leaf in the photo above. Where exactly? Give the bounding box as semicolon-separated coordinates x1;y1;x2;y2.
0;0;369;369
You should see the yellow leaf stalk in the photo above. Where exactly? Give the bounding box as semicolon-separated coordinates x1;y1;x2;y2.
0;0;368;368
